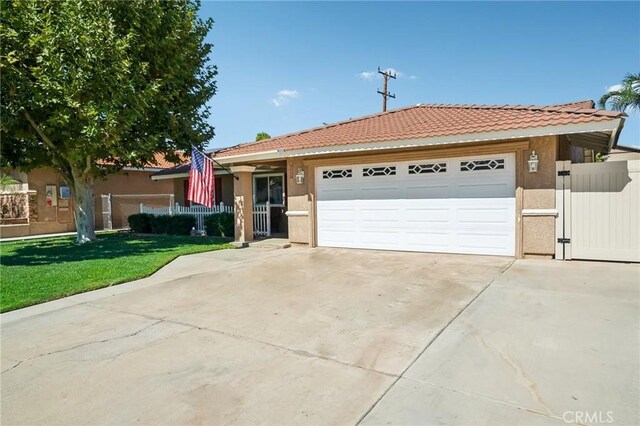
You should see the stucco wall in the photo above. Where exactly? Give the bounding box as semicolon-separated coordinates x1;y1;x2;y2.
0;167;178;237
520;136;558;257
0;168;75;238
26;168;74;225
94;170;175;228
286;158;311;244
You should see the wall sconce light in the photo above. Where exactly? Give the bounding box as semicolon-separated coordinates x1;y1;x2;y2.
295;167;305;184
528;150;539;173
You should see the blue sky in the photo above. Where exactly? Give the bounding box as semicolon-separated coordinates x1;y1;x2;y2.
199;1;640;150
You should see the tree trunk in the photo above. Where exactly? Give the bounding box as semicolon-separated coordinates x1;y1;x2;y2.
70;168;97;243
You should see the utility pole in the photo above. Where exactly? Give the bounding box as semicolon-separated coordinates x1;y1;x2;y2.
377;67;396;112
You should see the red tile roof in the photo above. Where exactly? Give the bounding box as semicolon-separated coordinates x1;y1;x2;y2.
99;152;187;169
215;100;624;158
146;152;187;169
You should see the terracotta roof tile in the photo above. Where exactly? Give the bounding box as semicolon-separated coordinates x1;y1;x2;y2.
147;152;187;169
215;101;624;158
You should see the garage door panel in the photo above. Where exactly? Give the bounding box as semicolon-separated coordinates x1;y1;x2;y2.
455;181;514;198
456;203;514;225
405;184;451;199
317;189;359;202
360;208;402;224
316;153;515;256
405;207;451;223
360;186;402;199
405;231;452;248
360;229;405;245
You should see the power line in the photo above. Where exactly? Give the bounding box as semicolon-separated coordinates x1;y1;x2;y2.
377;67;396;112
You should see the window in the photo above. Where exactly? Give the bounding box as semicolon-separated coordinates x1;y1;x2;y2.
254;175;284;205
363;166;396;177
322;169;352;179
460;158;505;172
408;163;447;174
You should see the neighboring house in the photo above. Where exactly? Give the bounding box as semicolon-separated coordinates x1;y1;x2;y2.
605;146;640;162
0;153;186;238
209;100;626;259
149;161;235;207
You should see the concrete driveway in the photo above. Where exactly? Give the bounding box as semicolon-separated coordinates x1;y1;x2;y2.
1;247;638;425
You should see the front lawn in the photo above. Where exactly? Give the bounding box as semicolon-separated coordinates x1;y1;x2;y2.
0;233;232;312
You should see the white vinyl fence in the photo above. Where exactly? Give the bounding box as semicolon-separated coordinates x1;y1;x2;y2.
140;202;234;232
556;159;640;262
253;202;271;237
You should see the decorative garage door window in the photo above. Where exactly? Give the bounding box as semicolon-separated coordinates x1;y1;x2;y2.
460;158;505;172
363;166;396;177
408;163;447;174
322;169;353;179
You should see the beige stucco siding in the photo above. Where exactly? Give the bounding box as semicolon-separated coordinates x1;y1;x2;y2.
286;158;312;244
94;170;174;228
1;167;178;238
520;136;559;257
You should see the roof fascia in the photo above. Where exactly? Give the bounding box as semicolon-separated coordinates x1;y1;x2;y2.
214;120;621;164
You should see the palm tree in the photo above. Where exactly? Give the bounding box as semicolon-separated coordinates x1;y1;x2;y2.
599;72;640;112
0;173;19;189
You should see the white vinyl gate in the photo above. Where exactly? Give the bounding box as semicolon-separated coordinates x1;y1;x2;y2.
556;159;640;262
253;202;271;237
316;153;516;256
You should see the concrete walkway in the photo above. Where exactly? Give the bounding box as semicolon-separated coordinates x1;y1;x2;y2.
1;248;638;425
0;229;120;243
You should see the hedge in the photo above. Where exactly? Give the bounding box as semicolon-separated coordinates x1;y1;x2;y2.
149;215;173;234
128;213;196;235
127;213;153;233
204;212;234;238
166;214;196;235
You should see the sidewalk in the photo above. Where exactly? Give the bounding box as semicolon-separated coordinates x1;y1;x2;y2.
0;229;125;243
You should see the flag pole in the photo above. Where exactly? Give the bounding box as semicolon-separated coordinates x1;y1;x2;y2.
192;146;239;181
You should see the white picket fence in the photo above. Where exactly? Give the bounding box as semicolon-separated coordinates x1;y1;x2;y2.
140;202;233;232
253;202;271;237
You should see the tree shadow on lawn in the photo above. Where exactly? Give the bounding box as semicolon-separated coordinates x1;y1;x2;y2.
0;233;230;267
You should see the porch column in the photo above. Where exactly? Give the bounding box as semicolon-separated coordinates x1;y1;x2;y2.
230;166;256;243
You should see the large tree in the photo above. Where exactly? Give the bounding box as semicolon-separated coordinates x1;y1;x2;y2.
255;132;271;141
599;72;640;112
0;0;216;242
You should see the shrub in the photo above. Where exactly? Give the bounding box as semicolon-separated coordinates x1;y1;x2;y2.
127;213;153;233
167;214;196;235
204;212;234;238
149;215;172;234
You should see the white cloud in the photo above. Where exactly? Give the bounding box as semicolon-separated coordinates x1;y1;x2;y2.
358;71;377;80
606;84;623;93
278;89;298;98
358;68;417;81
271;89;299;107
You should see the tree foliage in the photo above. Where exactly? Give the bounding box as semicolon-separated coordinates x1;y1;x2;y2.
255;132;271;141
599;73;640;112
0;0;217;242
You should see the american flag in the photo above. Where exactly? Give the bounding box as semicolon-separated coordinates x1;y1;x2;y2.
187;147;215;208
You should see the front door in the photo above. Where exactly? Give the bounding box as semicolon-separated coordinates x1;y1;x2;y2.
253;174;287;235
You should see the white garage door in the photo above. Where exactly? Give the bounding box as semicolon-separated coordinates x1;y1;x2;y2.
316;153;516;256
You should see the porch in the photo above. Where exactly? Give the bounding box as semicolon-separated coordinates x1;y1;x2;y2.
230;162;290;241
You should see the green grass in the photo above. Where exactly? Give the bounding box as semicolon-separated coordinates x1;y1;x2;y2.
0;233;232;312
